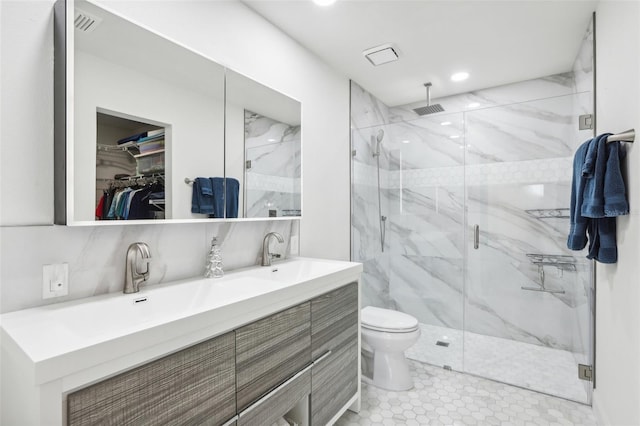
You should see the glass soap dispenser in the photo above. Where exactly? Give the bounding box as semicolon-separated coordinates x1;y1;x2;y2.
204;237;224;278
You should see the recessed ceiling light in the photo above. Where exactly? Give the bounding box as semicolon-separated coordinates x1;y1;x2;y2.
362;43;399;66
467;102;480;108
313;0;337;5
451;72;469;82
440;121;452;126
402;140;411;144
450;135;460;139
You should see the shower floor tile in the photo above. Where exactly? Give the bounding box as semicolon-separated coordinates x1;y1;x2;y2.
336;360;597;426
405;324;589;404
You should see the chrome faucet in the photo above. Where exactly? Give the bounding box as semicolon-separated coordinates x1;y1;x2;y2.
262;232;284;266
124;242;152;293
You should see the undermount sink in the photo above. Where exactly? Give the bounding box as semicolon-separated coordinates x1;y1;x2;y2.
0;257;362;385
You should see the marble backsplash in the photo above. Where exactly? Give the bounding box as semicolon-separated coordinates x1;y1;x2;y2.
0;220;299;314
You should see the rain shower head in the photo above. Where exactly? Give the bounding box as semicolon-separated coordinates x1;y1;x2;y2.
413;82;445;116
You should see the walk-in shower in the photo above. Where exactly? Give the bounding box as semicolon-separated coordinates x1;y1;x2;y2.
351;28;595;404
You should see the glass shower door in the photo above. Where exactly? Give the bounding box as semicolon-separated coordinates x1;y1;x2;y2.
463;93;594;404
384;113;467;372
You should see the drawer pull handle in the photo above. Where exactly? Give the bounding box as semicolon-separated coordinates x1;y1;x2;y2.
312;350;332;366
238;362;314;418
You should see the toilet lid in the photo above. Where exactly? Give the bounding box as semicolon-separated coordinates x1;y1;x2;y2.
361;306;419;332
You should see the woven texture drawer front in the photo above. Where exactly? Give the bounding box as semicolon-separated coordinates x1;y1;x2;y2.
237;370;310;426
311;282;358;359
310;282;359;426
311;339;358;426
67;332;236;426
236;302;311;411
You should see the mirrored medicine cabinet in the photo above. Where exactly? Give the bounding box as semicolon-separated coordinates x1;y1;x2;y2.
54;0;302;225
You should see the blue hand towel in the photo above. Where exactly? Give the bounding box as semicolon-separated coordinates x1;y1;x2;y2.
568;133;628;263
587;218;618;264
225;178;240;218
210;177;225;218
603;142;629;216
207;177;240;218
191;177;215;214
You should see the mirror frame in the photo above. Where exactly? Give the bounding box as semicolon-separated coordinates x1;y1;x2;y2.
54;0;302;225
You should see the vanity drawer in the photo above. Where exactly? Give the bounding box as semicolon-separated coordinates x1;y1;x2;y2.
311;339;358;426
311;282;358;359
310;282;358;426
237;368;311;426
67;331;236;426
235;302;311;411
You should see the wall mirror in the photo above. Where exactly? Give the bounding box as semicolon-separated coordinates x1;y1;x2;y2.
54;0;301;224
225;70;302;219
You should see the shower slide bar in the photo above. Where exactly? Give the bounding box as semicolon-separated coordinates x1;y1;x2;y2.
606;129;635;143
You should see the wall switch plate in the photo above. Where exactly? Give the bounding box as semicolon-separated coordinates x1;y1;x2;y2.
42;263;69;299
290;236;299;255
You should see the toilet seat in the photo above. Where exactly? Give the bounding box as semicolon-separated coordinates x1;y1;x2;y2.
361;306;419;333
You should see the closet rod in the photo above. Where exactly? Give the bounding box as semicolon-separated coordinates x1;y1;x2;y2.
606;129;635;143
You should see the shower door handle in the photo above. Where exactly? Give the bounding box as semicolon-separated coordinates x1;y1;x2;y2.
473;224;480;249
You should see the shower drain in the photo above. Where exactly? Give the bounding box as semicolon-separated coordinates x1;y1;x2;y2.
436;340;450;347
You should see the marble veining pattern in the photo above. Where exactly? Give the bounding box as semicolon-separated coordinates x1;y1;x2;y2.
0;220;298;313
351;20;595;400
245;111;301;216
336;359;596;426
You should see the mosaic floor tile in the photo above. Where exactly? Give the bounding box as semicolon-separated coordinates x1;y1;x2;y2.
336;360;597;426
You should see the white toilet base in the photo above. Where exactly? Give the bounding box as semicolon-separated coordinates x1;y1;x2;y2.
361;326;420;391
373;349;414;391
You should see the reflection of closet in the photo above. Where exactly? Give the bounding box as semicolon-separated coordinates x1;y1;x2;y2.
95;112;167;220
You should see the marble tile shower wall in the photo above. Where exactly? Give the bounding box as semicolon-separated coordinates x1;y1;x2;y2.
245;112;302;217
0;220;298;314
351;64;593;354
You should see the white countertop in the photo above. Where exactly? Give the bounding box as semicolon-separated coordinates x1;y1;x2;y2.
0;257;362;387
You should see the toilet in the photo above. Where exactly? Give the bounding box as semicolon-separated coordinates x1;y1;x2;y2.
361;306;421;391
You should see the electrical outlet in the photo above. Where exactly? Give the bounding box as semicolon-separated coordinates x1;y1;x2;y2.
290;235;299;255
42;263;69;299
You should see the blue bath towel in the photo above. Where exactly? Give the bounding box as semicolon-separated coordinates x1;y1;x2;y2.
208;177;240;218
191;177;215;214
567;140;591;251
568;133;628;263
603;141;629;216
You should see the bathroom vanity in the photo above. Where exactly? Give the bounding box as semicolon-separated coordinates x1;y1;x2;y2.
0;258;362;425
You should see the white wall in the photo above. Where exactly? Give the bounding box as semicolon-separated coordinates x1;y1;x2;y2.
593;1;640;425
0;0;350;314
0;0;55;225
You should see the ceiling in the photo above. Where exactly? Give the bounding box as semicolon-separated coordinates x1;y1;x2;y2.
242;0;597;107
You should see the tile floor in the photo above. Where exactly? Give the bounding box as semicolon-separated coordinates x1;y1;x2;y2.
406;324;589;403
336;360;597;426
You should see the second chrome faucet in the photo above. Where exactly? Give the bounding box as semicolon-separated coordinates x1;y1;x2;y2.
124;242;152;293
262;232;284;266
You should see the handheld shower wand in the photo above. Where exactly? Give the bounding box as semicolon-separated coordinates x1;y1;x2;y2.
372;129;387;252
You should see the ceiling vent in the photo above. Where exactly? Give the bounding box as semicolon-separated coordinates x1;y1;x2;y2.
362;43;399;66
74;9;102;33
